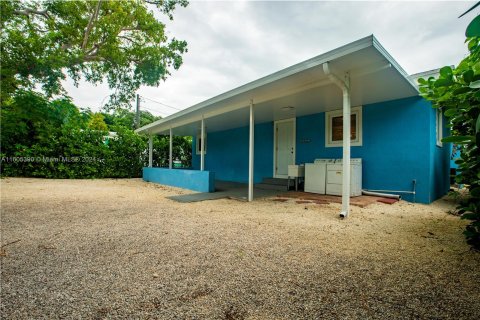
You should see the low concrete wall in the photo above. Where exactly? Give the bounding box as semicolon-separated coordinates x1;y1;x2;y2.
143;167;215;193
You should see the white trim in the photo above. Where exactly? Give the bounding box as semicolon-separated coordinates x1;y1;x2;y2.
436;108;443;147
371;37;418;91
325;106;363;147
273;118;296;178
144;80;334;135
409;68;441;86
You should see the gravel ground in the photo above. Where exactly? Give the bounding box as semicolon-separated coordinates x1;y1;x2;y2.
1;178;479;319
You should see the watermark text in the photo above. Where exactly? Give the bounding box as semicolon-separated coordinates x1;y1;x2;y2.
1;156;104;163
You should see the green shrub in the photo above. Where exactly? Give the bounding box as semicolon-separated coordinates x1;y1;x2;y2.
419;16;480;250
1;90;192;179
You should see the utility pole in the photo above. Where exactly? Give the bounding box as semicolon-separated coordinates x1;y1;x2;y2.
135;93;140;129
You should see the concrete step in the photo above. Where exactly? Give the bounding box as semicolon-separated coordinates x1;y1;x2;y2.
254;183;289;191
261;178;292;186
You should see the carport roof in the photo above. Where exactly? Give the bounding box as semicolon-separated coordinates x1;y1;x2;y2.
136;35;418;136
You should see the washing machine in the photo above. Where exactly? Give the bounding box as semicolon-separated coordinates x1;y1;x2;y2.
326;158;362;196
304;159;334;194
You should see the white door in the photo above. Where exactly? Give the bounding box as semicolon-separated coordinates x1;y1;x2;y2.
274;119;295;178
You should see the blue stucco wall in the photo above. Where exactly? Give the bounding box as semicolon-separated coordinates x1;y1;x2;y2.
192;96;450;203
143;167;215;192
192;122;273;183
296;96;433;203
429;109;451;202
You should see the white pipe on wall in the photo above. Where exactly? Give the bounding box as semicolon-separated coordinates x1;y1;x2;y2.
365;189;414;194
248;100;255;202
169;128;173;169
340;75;351;218
323;62;351;218
364;179;417;202
362;190;401;199
200;116;205;171
148;135;153;168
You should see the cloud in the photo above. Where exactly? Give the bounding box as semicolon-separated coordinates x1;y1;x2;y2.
63;1;477;115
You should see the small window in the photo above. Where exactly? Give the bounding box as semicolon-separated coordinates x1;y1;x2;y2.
196;133;207;155
436;108;443;147
325;106;362;147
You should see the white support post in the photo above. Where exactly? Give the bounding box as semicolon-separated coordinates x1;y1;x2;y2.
200;116;205;171
169;128;173;169
248;100;254;202
323;62;351;218
148;135;153;168
341;74;351;218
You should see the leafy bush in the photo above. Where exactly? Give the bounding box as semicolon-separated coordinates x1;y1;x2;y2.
419;16;480;250
152;135;192;168
104;129;147;178
1;90;192;179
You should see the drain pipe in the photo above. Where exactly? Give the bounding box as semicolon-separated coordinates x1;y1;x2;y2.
362;179;417;203
323;62;351;218
362;190;401;200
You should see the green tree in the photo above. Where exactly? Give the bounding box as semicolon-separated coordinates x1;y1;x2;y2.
419;13;480;250
50;98;88;128
88;113;108;132
1;90;193;178
152;135;192;168
104;128;147;177
1;90;66;153
102;109;161;131
0;0;188;107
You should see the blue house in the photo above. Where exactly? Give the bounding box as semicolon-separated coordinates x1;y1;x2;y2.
137;35;450;217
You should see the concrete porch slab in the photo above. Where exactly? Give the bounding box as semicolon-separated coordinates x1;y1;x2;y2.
166;180;280;203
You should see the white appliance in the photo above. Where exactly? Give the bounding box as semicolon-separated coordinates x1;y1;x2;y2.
304;159;334;194
288;165;305;178
288;165;305;191
326;158;362;196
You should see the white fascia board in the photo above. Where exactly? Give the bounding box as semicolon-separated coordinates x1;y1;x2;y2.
136;35;376;134
371;36;419;93
410;68;442;79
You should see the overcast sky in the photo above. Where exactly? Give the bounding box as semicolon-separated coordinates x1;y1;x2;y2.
63;0;478;116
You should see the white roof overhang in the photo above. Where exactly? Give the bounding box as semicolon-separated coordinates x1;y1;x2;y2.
136;35;418;136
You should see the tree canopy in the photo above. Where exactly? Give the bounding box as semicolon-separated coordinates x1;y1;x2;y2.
88;113;109;132
0;0;188;107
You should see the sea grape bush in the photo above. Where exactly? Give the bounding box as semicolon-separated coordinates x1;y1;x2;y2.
419;15;480;250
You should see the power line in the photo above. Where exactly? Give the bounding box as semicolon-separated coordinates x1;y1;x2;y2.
142;105;167;114
140;95;182;111
140;102;171;114
141;105;170;116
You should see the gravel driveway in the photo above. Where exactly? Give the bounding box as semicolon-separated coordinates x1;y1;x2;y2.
1;178;479;319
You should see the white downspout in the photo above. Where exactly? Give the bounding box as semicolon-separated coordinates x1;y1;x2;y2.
148;135;153;168
169;128;173;169
248;100;255;202
323;62;351;218
200;115;205;171
341;77;351;218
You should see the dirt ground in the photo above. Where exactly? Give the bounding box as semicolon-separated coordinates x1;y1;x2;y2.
1;178;479;319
